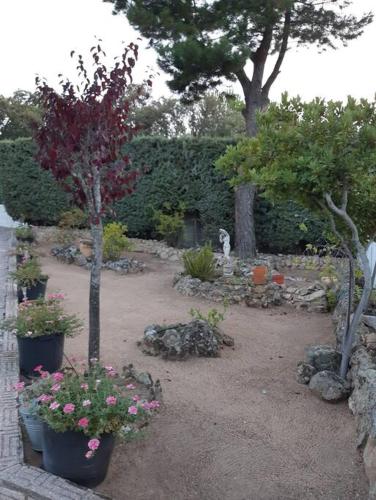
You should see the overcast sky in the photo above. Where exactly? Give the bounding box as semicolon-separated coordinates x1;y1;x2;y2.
1;0;375;102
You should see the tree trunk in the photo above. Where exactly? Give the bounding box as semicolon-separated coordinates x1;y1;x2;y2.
88;221;103;363
235;92;266;259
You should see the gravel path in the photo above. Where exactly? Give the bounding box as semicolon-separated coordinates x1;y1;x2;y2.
39;252;367;500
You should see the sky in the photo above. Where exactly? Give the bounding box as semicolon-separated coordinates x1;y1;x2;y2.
0;0;375;103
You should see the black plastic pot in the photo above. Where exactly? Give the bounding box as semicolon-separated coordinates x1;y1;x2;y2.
42;426;115;487
17;279;48;303
17;333;64;377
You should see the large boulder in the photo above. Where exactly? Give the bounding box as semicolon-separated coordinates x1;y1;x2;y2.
140;319;234;360
305;345;341;372
309;370;350;402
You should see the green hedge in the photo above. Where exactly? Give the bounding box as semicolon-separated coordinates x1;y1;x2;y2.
0;138;70;224
0;136;325;253
115;137;235;243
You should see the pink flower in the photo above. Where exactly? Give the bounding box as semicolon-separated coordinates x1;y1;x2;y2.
63;403;75;414
33;365;43;373
78;417;89;428
128;405;138;415
88;438;100;451
81;383;89;391
106;396;117;406
47;293;65;300
82;399;91;407
149;400;160;409
105;365;114;372
49;401;60;410
40;371;49;379
105;366;116;377
85;450;94;459
38;394;53;403
51;384;61;392
126;383;136;390
132;395;140;402
14;382;25;391
52;372;64;382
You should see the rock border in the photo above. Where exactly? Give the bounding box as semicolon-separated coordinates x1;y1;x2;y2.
0;228;106;500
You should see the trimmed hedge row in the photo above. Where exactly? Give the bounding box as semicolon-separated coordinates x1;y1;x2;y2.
0;139;70;224
0;136;325;253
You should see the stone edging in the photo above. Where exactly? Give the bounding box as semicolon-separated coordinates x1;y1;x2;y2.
0;228;107;500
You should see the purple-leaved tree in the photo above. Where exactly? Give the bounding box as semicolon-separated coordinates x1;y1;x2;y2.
35;43;150;362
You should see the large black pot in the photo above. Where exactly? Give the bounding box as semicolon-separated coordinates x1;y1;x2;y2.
17;333;64;377
42;426;115;487
17;279;48;303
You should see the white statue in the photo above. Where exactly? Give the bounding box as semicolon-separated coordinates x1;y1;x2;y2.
219;228;231;261
366;242;376;288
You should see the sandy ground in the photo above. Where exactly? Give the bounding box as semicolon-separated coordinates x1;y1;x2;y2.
39;252;367;500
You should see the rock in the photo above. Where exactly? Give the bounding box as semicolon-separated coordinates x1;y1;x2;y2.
363;315;376;331
303;289;326;302
140;319;227;360
305;345;341;372
364;436;376;499
296;361;316;384
309;370;350;402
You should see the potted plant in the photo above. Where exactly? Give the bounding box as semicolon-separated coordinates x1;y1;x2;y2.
14;243;35;266
37;363;159;487
11;259;49;302
3;295;82;377
14;377;54;452
15;225;35;243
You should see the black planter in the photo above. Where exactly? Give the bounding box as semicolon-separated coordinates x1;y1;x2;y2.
17;279;48;303
17;333;64;377
42;426;115;487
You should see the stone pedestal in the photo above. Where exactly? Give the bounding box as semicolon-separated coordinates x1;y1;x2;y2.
223;261;234;277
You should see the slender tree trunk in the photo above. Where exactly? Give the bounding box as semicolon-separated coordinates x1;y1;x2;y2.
88;220;103;363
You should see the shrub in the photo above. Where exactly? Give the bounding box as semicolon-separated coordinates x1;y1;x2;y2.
189;307;225;329
154;202;185;246
0;138;70;224
103;222;133;262
183;244;216;281
59;208;87;229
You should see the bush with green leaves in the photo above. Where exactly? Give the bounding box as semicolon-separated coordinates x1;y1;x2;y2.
103;222;133;262
59;208;87;229
189;307;225;329
0;138;70;224
183;244;216;281
154;202;185;246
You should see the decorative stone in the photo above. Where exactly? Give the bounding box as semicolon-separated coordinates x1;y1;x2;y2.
140;319;234;360
364;436;376;500
305;345;341;372
296;361;316;384
309;370;350;402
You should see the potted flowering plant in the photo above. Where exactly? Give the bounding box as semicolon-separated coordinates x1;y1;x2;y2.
11;259;49;303
14;243;35;266
3;295;82;376
15;225;35;243
36;363;160;487
14;376;56;452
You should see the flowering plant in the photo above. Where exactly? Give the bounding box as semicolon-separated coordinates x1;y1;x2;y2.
3;295;82;338
32;363;159;458
10;259;48;288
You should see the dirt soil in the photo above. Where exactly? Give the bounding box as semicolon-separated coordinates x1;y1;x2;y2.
39;251;367;500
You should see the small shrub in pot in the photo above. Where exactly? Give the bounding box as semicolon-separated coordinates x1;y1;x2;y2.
11;259;49;302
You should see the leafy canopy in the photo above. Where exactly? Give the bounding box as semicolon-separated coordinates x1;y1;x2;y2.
35;43;150;220
217;95;376;241
0;90;41;140
104;0;373;100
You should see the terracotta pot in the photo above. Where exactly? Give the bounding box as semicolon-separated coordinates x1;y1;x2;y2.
252;266;267;285
272;273;284;285
79;239;93;259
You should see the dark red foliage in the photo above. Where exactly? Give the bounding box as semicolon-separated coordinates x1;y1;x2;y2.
35;43;150;221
